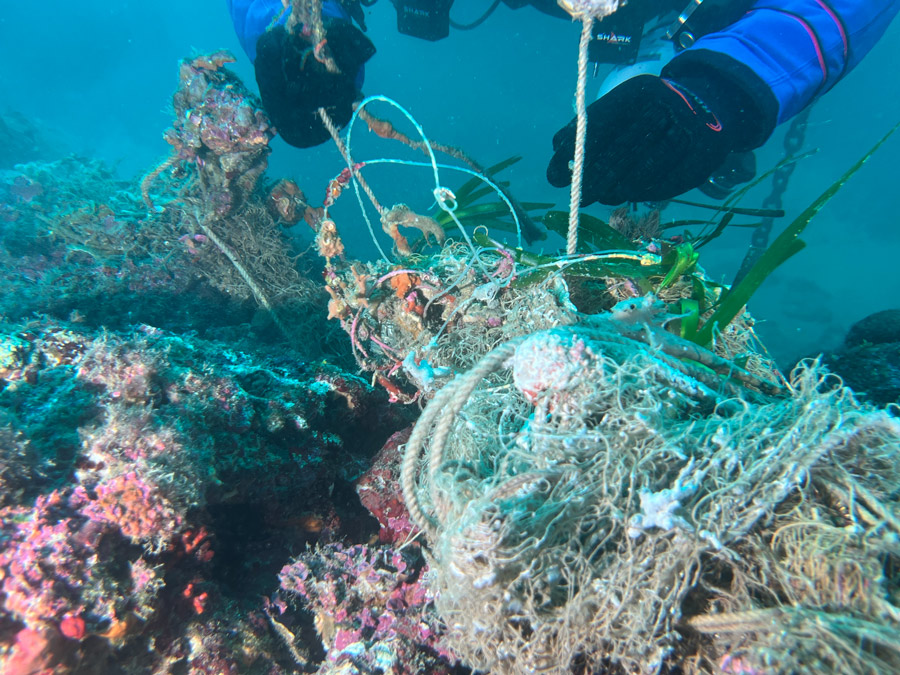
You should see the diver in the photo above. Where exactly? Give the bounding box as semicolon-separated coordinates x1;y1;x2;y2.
228;0;900;207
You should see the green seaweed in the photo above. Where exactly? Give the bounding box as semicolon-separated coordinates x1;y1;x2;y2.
668;198;785;219
452;156;522;203
663;152;815;247
692;212;736;249
718;150;816;217
471;232;665;288
689;122;899;347
542;211;638;252
659;242;699;289
677;298;700;339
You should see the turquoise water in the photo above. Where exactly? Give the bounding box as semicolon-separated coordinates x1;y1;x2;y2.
1;3;899;672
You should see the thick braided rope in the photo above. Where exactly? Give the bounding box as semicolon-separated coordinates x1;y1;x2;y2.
566;16;593;256
400;383;458;540
688;608;785;634
290;0;339;73
401;339;523;541
317;107;385;216
192;210;290;339
426;340;524;492
140;155;176;211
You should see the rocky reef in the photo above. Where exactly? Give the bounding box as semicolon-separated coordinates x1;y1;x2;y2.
823;308;900;405
0;51;449;675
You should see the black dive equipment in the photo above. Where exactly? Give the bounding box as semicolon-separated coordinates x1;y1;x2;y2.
585;0;756;67
588;1;647;66
698;150;756;200
341;0;375;31
666;0;756;50
390;0;454;41
255;20;376;148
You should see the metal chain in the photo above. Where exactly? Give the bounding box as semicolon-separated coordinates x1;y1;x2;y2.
732;107;811;286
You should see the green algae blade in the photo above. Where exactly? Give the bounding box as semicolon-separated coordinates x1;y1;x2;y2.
462;182;511;205
453;156;522;203
691;121;900;347
660;242;699;289
436;201;553;235
693;212;735;249
668;198;785;219
542;210;637;253
679;298;700;339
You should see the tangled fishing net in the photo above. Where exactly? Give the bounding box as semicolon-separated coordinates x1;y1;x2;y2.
400;304;900;674
282;33;899;673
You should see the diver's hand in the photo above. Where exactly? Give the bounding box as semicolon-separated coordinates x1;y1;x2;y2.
255;20;375;148
546;74;740;205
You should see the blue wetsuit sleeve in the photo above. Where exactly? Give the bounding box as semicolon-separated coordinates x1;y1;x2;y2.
227;0;287;62
226;0;350;62
663;0;900;141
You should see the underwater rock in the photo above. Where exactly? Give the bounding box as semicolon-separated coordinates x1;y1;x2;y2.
356;427;415;544
0;155;338;360
0;109;62;169
844;308;900;347
822;308;900;405
278;542;455;674
0;319;406;673
0;157;244;333
824;343;900;405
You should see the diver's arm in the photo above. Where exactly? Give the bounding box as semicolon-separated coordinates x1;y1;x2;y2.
227;0;373;148
547;0;900;205
663;0;900;145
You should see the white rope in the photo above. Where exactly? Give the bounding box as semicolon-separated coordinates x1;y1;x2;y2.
567;16;593;256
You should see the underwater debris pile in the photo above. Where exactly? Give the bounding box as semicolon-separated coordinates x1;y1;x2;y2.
0;52;337;357
320;239;578;402
400;302;900;674
151;50;274;218
307;96;781;403
319;211;779;403
2;25;893;671
141;50;330;345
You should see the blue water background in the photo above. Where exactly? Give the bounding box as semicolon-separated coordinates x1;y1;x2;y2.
1;0;898;365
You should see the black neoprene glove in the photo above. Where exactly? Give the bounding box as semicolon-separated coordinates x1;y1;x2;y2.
547;70;767;205
255;20;375;148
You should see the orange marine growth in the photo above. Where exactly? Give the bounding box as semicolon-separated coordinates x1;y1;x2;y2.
189;50;236;72
315;219;345;261
389;271;419;299
380;204;445;256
